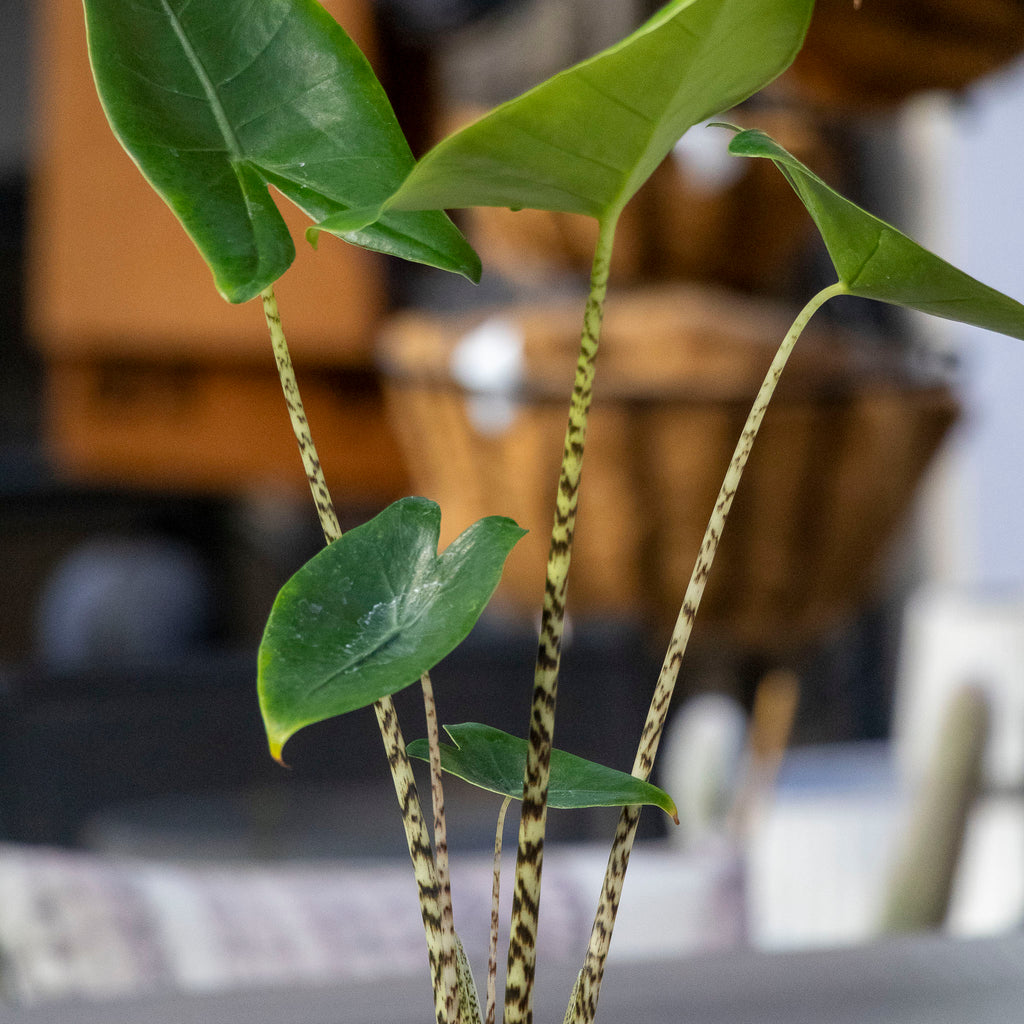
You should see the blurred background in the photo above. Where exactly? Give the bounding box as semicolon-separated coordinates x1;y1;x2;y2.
3;0;1024;1009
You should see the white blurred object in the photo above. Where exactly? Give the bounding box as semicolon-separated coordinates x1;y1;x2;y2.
450;317;525;434
893;586;1024;790
672;122;745;194
894;586;1024;937
746;746;902;950
947;793;1024;936
661;693;747;848
749;585;1024;950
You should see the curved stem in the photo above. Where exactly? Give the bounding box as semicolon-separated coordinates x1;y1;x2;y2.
569;281;847;1024
261;285;342;543
487;797;513;1024
503;217;617;1024
260;285;453;1024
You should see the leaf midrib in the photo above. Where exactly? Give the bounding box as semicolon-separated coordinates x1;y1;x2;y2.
304;555;442;698
159;0;244;162
578;0;772;219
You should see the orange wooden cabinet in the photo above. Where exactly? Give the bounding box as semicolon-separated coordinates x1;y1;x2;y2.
27;0;408;500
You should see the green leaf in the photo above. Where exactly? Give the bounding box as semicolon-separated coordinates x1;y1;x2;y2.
407;723;679;820
725;127;1024;341
258;499;525;762
311;0;813;241
83;0;480;303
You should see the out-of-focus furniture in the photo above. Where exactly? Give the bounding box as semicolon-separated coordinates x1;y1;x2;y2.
0;611;658;848
746;681;994;949
881;685;990;932
0;838;743;1006
894;587;1024;936
27;0;406;501
666;675;991;949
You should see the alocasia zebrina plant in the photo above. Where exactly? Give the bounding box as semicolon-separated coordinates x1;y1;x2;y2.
82;0;1024;1022
310;4;817;1019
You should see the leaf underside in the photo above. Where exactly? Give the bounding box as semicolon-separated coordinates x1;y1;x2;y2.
84;0;479;303
258;499;525;762
726;127;1024;341
407;723;678;820
311;0;814;239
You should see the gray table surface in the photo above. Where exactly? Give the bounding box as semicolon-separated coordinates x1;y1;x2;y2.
1;930;1021;1023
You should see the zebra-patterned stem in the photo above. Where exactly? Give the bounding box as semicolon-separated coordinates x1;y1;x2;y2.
260;285;450;1024
421;670;463;1023
456;933;483;1024
373;698;451;1024
260;286;342;543
570;282;847;1024
504;220;617;1024
562;971;583;1024
568;807;641;1024
486;797;512;1024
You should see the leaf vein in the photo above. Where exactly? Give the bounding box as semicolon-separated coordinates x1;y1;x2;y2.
158;0;244;159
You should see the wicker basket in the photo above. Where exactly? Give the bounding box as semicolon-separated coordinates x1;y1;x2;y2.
378;285;957;654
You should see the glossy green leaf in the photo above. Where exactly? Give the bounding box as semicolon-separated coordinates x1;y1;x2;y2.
311;0;813;240
258;499;525;762
726;127;1024;340
83;0;480;303
407;723;678;820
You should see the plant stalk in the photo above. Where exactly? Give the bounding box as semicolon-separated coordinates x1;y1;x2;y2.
261;286;342;543
260;285;456;1024
421;669;465;1023
487;797;513;1024
568;281;847;1024
503;218;617;1024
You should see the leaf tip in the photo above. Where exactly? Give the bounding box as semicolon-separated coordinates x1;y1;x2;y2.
264;721;293;768
463;252;483;285
655;787;679;823
313;205;384;241
269;738;290;768
213;274;267;306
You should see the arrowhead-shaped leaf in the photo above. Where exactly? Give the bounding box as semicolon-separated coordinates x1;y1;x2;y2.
725;127;1024;340
311;0;814;240
83;0;480;303
258;499;525;762
407;723;678;820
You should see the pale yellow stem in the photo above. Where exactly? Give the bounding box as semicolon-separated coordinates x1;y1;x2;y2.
260;284;452;1024
570;282;847;1024
504;217;617;1024
487;797;513;1024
